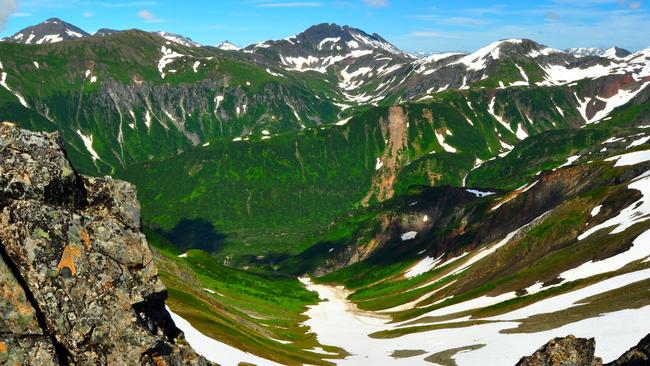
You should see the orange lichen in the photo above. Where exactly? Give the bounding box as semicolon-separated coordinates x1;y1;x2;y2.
80;228;92;250
0;341;7;353
57;244;82;276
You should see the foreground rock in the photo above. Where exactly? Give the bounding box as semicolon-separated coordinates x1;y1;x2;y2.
518;334;650;366
516;335;602;366
607;334;650;366
0;123;212;365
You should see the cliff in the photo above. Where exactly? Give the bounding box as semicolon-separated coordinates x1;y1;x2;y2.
0;122;211;365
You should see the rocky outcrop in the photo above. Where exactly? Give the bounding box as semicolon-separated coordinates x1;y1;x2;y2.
0;123;212;365
516;335;602;366
606;334;650;366
518;334;650;366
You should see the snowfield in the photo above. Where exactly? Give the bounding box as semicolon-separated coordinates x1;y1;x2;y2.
299;275;650;365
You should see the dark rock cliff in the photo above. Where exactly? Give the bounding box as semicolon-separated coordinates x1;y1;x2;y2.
518;335;650;366
0;122;212;365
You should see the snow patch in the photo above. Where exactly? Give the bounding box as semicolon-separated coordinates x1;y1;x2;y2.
401;231;418;241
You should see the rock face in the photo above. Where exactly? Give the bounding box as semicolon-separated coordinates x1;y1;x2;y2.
516;335;602;366
518;334;650;366
606;334;650;366
0;123;211;365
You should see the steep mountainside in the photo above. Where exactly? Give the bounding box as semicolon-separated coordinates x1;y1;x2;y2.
120;76;650;258
0;123;211;365
2;17;650;366
0;29;341;174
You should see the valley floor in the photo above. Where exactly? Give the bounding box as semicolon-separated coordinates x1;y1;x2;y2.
297;275;650;365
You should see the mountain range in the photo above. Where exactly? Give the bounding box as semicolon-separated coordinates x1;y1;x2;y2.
1;17;650;366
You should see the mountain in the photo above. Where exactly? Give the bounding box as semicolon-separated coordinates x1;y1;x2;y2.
3;17;89;44
0;123;212;365
216;40;241;51
3;18;202;48
153;31;202;47
2;17;650;366
566;46;632;59
94;28;122;37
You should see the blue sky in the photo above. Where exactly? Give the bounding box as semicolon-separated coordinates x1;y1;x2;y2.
1;0;649;53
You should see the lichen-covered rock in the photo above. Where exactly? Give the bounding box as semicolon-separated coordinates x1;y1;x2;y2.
0;123;213;365
606;333;650;366
516;335;603;366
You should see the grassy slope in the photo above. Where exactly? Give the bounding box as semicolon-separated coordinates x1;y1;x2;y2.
148;230;342;365
0;32;342;175
120;86;584;258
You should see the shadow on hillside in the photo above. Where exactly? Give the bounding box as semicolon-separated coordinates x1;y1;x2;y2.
157;219;227;253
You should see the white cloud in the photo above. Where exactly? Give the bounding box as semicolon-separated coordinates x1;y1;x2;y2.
363;0;388;7
137;9;156;20
0;0;17;31
83;11;94;17
136;9;168;22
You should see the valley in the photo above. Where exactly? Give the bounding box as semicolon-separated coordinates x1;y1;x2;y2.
1;13;650;366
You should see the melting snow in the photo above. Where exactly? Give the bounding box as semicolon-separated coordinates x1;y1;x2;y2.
435;131;457;153
405;257;439;278
375;158;383;170
158;46;184;79
76;130;100;162
466;189;496;198
336;117;352;126
591;205;603;217
488;97;513;133
145;110;152;128
605;149;650;167
579;172;650;239
401;231;418;241
557;154;581;169
166;306;281;366
318;37;341;50
627;135;650;149
563;229;650;282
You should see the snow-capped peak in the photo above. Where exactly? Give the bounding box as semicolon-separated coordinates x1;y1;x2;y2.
154;31;202;48
451;39;559;71
3;18;90;45
216;41;241;51
451;39;523;71
566;47;631;60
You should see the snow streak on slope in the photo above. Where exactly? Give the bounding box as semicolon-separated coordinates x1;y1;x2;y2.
0;63;30;108
166;306;282;366
158;46;185;79
578;170;650;239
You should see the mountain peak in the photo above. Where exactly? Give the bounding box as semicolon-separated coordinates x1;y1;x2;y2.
566;46;631;60
450;38;560;71
216;40;241;51
3;17;90;44
153;31;201;47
